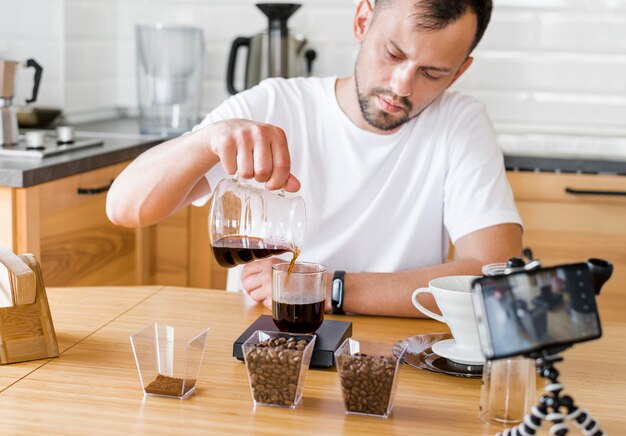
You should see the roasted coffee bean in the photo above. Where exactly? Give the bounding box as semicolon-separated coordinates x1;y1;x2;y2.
338;353;398;416
245;337;310;406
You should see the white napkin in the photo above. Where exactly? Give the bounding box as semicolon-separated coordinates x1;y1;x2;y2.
0;262;12;308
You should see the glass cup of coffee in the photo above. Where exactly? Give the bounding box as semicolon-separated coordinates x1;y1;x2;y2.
272;262;327;333
208;176;306;268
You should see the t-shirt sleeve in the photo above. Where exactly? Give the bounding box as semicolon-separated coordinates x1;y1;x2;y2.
443;98;523;243
189;81;278;206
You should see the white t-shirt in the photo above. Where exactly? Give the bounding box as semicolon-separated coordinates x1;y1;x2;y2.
193;76;522;290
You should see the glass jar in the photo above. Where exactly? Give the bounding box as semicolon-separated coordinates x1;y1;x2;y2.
208;177;306;268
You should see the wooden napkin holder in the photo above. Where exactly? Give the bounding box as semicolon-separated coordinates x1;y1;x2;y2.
0;248;59;364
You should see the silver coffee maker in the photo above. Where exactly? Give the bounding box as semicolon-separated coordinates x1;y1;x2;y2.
0;59;43;145
226;2;316;95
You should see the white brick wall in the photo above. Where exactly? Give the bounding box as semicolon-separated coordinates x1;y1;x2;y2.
1;0;626;134
112;0;358;111
458;0;626;132
64;0;118;114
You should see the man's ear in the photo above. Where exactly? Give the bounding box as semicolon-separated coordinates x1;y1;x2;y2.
354;0;374;43
448;56;474;88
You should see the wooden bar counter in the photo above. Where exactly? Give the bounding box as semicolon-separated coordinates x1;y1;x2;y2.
0;286;624;434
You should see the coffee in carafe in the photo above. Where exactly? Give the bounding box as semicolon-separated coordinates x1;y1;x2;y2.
211;236;291;268
208;177;305;268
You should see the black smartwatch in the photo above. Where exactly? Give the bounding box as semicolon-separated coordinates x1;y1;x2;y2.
331;270;345;314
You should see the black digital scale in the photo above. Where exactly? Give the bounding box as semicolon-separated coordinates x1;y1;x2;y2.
232;315;352;368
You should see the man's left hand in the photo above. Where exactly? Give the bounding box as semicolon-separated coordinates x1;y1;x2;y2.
241;258;285;309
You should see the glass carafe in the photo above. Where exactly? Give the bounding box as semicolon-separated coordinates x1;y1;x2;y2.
208;177;306;268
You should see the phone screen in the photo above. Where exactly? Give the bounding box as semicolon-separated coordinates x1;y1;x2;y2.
475;263;602;359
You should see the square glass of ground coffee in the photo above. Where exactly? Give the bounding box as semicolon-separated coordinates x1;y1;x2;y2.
130;322;209;400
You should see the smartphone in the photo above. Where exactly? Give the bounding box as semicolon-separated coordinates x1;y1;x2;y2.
472;263;602;360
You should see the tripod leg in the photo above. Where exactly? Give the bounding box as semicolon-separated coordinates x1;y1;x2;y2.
498;405;545;436
565;404;603;436
545;412;568;435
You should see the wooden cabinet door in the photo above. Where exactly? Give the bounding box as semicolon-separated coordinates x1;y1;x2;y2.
37;162;137;286
508;171;626;315
189;202;227;290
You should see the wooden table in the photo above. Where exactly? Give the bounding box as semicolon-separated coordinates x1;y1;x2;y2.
0;286;624;434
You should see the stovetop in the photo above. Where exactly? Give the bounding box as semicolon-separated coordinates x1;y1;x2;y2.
0;135;103;158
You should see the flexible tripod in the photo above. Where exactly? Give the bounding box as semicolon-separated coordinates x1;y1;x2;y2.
498;352;603;436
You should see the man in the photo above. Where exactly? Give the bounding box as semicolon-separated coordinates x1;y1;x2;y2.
106;0;523;317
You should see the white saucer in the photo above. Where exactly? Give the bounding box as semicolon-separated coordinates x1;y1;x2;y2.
431;339;485;365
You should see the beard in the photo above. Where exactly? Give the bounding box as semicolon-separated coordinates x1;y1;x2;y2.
354;54;444;131
356;86;412;131
355;70;413;131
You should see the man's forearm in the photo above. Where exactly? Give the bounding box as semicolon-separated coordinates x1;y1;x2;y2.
330;258;483;318
327;223;523;318
106;129;218;227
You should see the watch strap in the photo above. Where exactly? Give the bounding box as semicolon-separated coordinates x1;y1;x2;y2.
331;270;345;314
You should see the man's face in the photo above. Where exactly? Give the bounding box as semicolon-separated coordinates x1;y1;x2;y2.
354;2;477;132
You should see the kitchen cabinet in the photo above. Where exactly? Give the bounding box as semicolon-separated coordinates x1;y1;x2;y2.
137;198;226;289
0;161;225;288
1;162;137;285
507;171;626;314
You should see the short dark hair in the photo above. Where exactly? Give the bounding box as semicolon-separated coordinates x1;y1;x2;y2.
374;0;493;53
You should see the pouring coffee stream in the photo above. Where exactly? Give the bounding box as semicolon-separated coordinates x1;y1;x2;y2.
209;177;319;333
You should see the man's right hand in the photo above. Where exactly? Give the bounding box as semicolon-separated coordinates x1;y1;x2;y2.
106;118;300;228
204;119;300;192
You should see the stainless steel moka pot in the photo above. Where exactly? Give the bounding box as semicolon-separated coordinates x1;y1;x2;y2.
226;3;316;95
0;59;43;145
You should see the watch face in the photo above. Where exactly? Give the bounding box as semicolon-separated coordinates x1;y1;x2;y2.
330;278;343;309
332;279;342;302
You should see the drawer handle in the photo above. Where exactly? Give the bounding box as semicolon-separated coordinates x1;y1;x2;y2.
77;180;113;195
565;187;626;197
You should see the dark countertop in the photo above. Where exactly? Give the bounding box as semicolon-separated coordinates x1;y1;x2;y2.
0;119;168;188
505;155;626;176
2;117;626;188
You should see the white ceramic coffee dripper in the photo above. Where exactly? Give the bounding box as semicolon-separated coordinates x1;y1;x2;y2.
412;275;484;365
